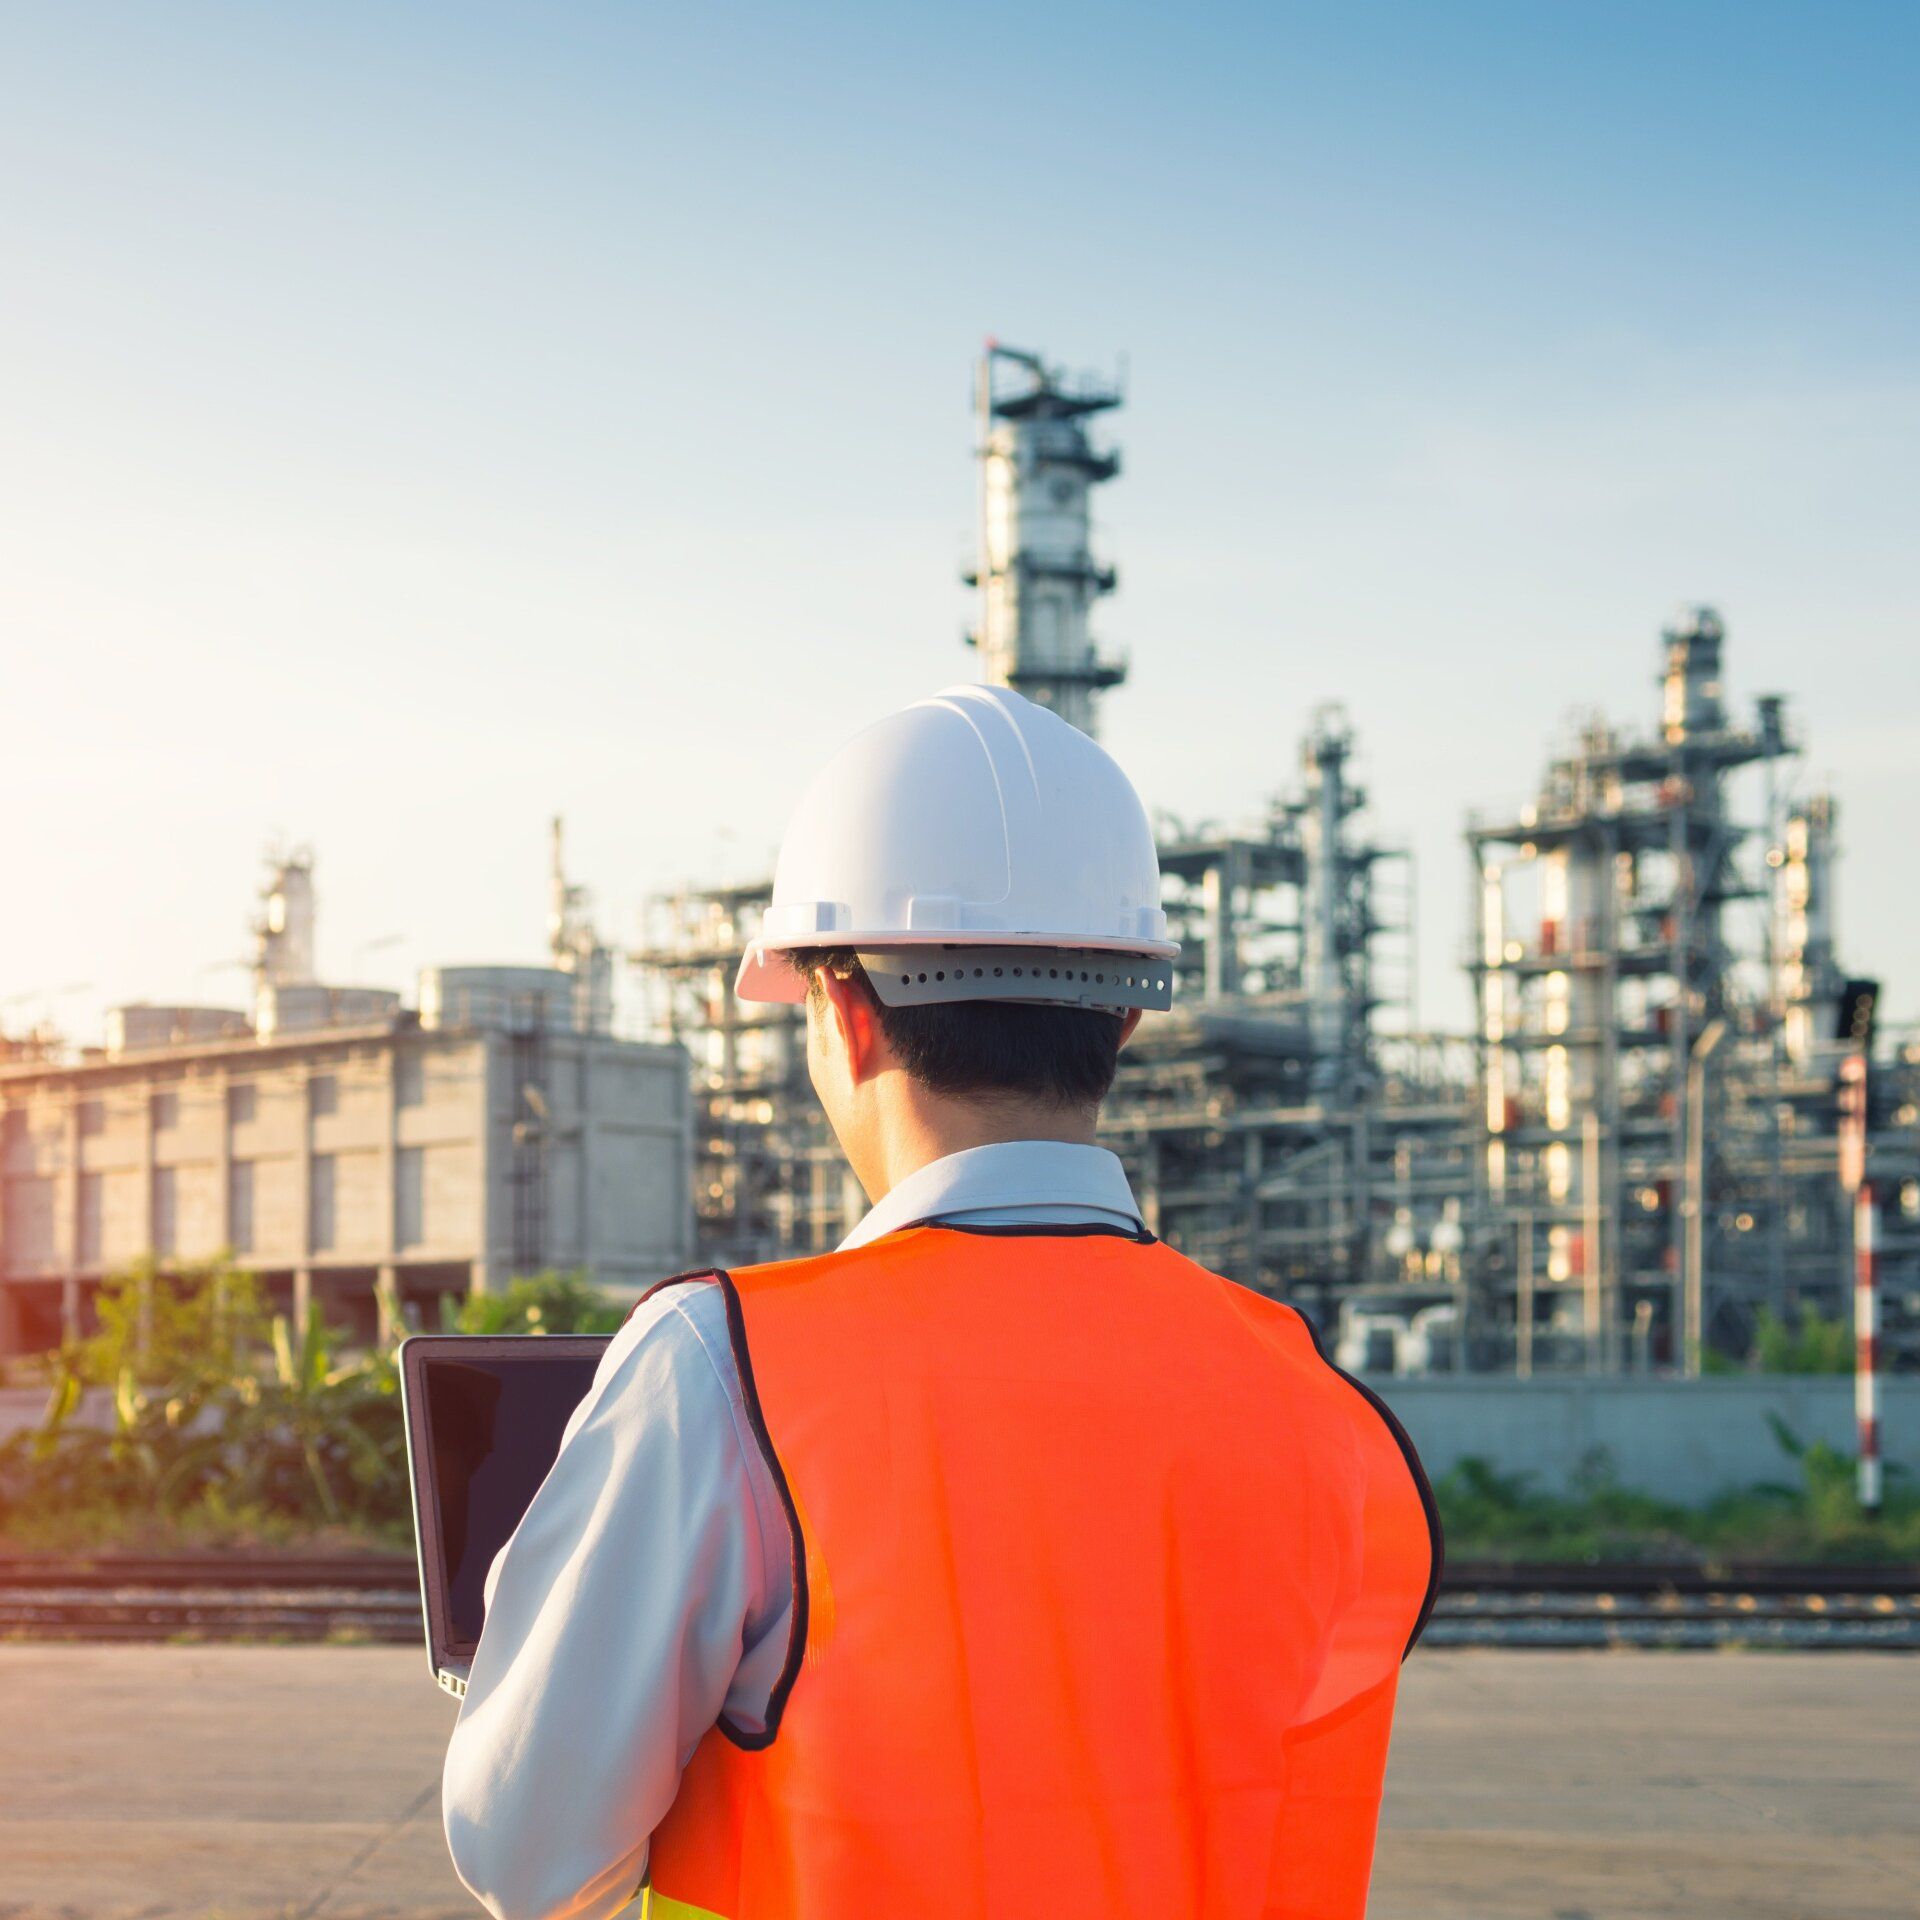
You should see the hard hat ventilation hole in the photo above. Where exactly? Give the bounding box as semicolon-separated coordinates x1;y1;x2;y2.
935;970;946;981
917;972;928;983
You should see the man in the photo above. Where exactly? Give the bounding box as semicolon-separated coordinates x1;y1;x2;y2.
444;685;1440;1920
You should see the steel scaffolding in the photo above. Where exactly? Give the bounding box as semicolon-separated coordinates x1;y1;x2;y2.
629;347;1920;1375
1466;608;1919;1370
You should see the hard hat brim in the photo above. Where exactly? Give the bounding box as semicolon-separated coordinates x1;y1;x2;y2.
735;931;1181;1006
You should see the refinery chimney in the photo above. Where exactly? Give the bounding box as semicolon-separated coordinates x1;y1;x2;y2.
964;343;1125;738
1662;604;1728;742
549;816;615;1036
253;847;317;993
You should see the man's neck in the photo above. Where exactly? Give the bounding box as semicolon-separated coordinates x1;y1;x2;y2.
856;1083;1099;1204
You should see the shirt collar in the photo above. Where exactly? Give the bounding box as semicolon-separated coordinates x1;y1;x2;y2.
838;1140;1143;1252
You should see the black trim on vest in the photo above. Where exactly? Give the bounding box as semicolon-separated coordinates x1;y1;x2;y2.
628;1264;726;1318
711;1269;811;1750
1294;1310;1445;1659
892;1218;1159;1245
624;1265;812;1750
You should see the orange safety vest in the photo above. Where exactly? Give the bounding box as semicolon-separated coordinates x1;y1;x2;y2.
641;1224;1440;1920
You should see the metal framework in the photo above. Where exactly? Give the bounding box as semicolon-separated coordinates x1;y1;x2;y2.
628;706;1475;1336
1466;609;1919;1370
630;882;851;1266
963;344;1126;737
629;351;1919;1374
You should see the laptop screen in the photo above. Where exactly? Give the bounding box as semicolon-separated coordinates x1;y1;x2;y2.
415;1344;609;1655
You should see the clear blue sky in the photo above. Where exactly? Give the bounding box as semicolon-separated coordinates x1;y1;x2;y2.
3;2;1915;1036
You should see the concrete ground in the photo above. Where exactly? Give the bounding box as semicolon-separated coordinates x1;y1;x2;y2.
0;1647;1914;1919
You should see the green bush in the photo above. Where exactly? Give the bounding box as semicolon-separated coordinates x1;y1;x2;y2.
0;1300;410;1550
14;1262;1905;1563
0;1263;625;1553
1751;1304;1855;1375
1698;1304;1854;1375
1434;1421;1920;1566
1431;1453;1698;1563
75;1255;270;1386
451;1269;625;1337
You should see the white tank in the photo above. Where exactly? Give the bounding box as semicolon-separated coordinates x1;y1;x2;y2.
254;983;400;1040
1779;794;1841;1062
1481;860;1510;1201
419;965;578;1035
106;1004;251;1055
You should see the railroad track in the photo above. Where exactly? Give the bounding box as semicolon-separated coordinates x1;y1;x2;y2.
3;1556;1918;1649
1424;1560;1920;1648
0;1555;421;1644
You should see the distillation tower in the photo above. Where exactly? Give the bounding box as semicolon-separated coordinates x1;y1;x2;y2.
964;344;1127;738
253;847;318;1012
630;367;1920;1367
1777;794;1844;1066
1465;607;1918;1370
632;345;1472;1291
1110;705;1469;1320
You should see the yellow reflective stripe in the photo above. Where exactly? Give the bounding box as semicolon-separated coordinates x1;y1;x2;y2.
641;1889;728;1920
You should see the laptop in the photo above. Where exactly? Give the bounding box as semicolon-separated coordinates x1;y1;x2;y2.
400;1333;613;1696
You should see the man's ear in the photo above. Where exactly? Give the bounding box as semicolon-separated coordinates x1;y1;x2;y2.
818;968;886;1085
1117;1007;1144;1049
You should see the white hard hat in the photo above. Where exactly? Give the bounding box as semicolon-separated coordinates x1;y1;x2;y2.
736;685;1177;1011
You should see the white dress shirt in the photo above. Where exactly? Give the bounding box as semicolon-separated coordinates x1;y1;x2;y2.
442;1141;1144;1920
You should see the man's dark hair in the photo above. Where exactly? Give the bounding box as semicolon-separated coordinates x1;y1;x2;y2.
788;948;1125;1109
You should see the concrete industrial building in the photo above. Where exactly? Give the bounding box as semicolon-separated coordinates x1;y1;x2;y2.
0;851;692;1356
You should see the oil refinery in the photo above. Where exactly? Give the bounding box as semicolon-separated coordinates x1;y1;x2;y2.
3;346;1913;1375
631;345;1919;1376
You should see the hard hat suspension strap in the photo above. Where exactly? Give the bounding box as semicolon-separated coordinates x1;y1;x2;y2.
856;947;1174;1013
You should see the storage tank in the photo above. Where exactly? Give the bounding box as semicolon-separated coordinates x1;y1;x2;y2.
105;1004;252;1055
254;984;400;1040
418;966;578;1035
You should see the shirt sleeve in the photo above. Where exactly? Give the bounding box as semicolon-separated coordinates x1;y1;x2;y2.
442;1282;794;1920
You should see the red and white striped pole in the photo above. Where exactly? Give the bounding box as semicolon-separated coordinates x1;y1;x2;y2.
1838;1046;1877;1515
1855;1181;1881;1514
